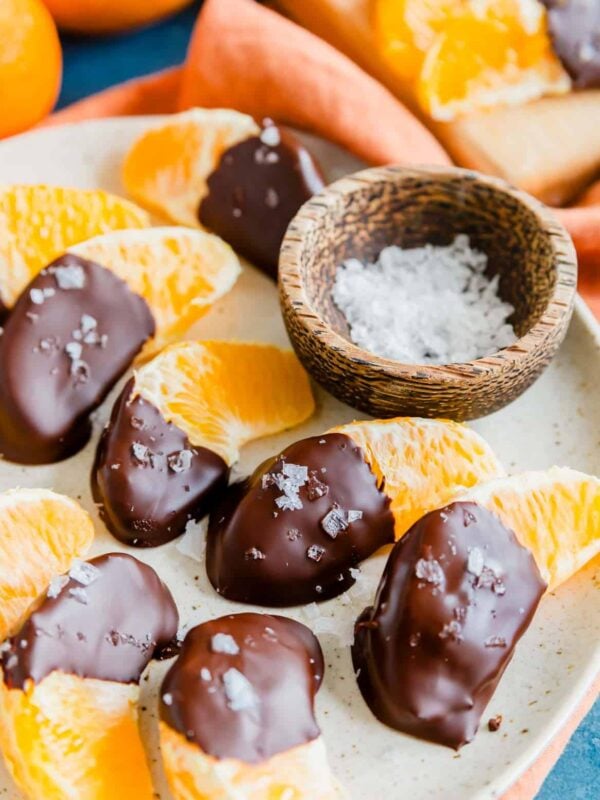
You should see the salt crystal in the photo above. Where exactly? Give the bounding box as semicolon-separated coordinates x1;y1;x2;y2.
30;288;45;305
65;341;83;361
282;463;308;483
467;547;485;577
244;547;266;560
200;667;212;681
307;544;325;562
47;574;69;598
54;264;85;290
131;442;150;465
332;235;517;364
168;449;193;473
80;314;97;333
484;636;507;648
211;633;240;655
260;125;281;147
69;559;100;586
415;557;445;587
162;692;173;706
68;587;89;604
321;505;362;538
223;668;259;711
265;188;279;208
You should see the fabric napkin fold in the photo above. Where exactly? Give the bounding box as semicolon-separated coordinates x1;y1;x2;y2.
43;5;599;795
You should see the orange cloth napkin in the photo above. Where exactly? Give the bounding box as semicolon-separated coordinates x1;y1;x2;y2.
45;6;599;794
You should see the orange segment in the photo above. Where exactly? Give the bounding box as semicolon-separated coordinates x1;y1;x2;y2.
132;340;315;465
69;227;242;356
122;108;259;227
331;418;504;539
0;672;154;799
0;185;150;308
459;468;600;591
160;723;344;800
373;0;570;120
0;489;94;641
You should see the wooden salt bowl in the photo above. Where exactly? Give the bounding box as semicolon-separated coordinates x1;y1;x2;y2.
279;165;577;421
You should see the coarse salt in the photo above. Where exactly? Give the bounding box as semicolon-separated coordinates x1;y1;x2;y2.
332;235;516;364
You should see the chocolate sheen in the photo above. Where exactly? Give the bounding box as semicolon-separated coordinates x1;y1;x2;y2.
206;433;395;606
352;501;546;749
92;378;229;547
1;553;179;689
160;613;323;763
0;254;155;464
542;0;600;88
198;121;325;279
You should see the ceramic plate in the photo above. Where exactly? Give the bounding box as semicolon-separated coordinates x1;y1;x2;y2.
0;118;598;800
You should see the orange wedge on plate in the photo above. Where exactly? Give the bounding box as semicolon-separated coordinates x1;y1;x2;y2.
69;227;242;356
460;467;600;590
332;418;505;539
373;0;570;120
0;488;94;640
122;108;260;227
0;673;154;800
133;340;315;465
0;185;149;309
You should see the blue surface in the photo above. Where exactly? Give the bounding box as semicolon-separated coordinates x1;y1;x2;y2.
56;6;598;797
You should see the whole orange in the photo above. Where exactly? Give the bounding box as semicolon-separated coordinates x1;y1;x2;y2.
42;0;194;33
0;0;62;138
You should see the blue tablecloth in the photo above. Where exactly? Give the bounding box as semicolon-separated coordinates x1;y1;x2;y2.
56;5;599;797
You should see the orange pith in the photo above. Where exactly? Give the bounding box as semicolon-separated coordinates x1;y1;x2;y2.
160;723;342;800
132;340;315;465
42;0;193;34
70;227;242;357
459;467;600;591
0;489;94;642
122;109;260;228
331;417;505;539
0;672;154;799
373;0;570;120
0;0;62;138
0;185;150;308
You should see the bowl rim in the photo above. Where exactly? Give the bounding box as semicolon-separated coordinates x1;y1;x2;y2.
279;164;577;381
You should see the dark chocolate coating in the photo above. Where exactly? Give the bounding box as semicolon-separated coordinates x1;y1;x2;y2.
352;501;546;749
1;553;179;689
206;433;395;606
198;122;325;278
0;254;155;464
92;378;229;547
0;296;7;325
542;0;600;88
160;613;323;763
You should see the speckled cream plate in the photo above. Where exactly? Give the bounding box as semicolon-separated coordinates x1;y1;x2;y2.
0;117;598;800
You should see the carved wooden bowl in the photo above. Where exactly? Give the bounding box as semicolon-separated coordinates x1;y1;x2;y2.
279;165;577;421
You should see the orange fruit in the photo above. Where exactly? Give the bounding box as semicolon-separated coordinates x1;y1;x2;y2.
0;185;149;309
70;227;242;357
332;418;505;539
42;0;193;33
0;488;94;641
460;467;600;591
161;723;343;800
122;108;260;228
0;0;62;138
132;340;315;465
0;672;154;799
373;0;570;120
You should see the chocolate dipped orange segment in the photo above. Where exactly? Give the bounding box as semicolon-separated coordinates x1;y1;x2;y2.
459;467;600;590
207;433;395;606
0;254;155;464
93;340;315;547
159;613;342;799
0;489;94;642
0;184;149;310
69;226;241;357
352;501;546;749
0;553;178;800
373;0;570;120
207;418;503;605
333;417;505;539
122;109;325;277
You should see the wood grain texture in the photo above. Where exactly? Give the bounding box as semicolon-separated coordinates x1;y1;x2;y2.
279;165;577;421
